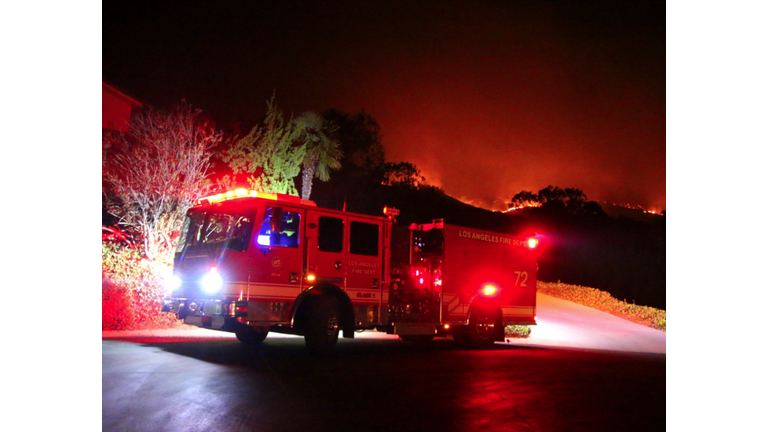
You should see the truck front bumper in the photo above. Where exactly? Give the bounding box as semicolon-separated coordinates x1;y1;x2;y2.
163;298;291;331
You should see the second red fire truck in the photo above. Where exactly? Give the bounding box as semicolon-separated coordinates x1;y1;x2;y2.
164;189;539;354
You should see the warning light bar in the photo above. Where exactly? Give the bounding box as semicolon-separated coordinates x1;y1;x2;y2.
197;189;270;205
383;206;400;217
196;189;317;207
527;238;538;249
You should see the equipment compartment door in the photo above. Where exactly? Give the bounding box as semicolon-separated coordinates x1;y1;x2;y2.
345;217;384;302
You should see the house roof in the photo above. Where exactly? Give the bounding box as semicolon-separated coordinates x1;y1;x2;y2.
102;81;142;107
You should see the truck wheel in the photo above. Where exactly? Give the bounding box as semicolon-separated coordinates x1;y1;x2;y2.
305;296;340;356
399;335;435;343
465;307;502;349
236;330;269;345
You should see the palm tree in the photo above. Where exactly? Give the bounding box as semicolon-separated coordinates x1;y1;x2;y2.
293;112;343;200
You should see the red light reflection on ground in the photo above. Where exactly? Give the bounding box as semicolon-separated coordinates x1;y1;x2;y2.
452;351;543;430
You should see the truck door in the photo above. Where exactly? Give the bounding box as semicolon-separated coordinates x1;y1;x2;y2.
305;210;346;287
345;217;384;303
248;205;305;301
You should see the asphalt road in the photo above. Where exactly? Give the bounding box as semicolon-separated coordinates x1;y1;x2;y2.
103;335;664;432
103;293;666;431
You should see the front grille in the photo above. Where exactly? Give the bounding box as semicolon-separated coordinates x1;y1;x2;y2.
177;256;211;298
182;256;212;276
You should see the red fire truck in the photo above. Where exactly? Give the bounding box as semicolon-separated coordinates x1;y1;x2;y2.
164;188;539;354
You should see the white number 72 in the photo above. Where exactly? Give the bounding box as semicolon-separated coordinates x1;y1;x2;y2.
514;271;528;287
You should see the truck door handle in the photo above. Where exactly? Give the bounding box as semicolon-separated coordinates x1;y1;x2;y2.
334;261;342;270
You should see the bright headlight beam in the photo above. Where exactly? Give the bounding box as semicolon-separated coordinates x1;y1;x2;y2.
165;274;182;292
201;267;223;293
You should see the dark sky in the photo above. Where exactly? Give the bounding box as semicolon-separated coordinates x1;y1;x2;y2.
103;0;665;212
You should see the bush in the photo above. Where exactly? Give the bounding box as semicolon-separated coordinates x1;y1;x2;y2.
504;325;532;339
102;234;179;330
102;279;137;330
538;281;666;331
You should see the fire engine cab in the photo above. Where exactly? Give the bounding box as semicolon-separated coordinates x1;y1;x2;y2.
164;189;539;354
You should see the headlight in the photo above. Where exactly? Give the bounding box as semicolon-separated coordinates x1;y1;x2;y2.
165;273;182;292
201;267;223;293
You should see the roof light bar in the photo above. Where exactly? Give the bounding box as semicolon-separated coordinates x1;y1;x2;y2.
195;189;316;207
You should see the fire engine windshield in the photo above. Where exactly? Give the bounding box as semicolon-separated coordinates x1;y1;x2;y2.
176;207;255;254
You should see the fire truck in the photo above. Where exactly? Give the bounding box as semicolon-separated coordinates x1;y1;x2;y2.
164;189;539;355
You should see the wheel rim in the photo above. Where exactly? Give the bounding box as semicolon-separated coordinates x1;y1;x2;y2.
326;316;339;336
475;311;496;340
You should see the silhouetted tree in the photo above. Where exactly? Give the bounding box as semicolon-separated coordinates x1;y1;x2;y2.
508;190;541;209
538;185;568;204
582;201;607;217
508;185;604;216
309;109;387;210
382;161;425;188
293;112;343;200
322;109;385;178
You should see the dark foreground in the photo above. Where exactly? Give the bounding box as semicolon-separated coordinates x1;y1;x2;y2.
103;335;665;432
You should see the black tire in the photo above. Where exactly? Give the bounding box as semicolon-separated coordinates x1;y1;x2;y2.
304;296;340;356
464;307;502;349
236;330;269;345
399;335;436;343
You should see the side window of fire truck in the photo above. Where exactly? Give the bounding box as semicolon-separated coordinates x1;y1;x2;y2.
257;208;301;248
349;221;379;256
318;216;344;253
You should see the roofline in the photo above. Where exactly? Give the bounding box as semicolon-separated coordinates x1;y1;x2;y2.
102;81;143;107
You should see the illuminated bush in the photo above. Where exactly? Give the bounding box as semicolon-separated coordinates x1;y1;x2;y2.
102;232;178;330
504;325;532;339
102;279;136;330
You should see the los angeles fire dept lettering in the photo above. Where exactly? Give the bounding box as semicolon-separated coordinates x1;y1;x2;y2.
458;229;518;245
348;260;378;275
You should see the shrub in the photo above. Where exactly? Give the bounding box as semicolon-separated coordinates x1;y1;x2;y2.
504;325;532;339
102;279;136;330
102;230;179;330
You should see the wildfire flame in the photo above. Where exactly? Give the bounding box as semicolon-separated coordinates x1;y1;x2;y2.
503;202;541;213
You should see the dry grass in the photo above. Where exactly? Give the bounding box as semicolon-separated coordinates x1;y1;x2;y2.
537;281;666;331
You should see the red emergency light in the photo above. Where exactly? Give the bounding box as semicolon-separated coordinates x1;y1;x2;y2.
195;188;317;207
198;188;268;204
